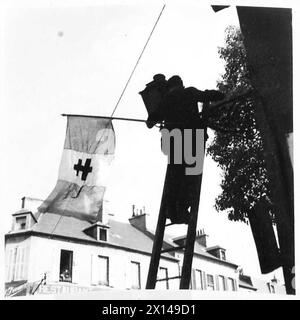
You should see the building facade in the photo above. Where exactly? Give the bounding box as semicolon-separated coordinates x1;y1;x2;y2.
4;198;285;296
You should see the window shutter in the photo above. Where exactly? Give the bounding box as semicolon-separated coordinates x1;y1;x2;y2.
215;275;219;291
227;277;235;291
5;248;14;282
224;276;228;291
202;271;207;290
23;247;29;280
19;247;26;280
178;266;182;289
234;279;238;291
15;247;22;280
125;259;132;289
196;270;204;290
91;254;98;285
72;252;79;284
50;248;59;282
191;269;196;289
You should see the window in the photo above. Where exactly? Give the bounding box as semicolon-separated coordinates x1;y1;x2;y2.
228;277;235;291
59;250;73;282
195;269;204;290
16;216;27;230
219;275;227;291
268;283;275;294
99;228;107;241
98;256;109;286
91;254;109;286
157;267;169;289
207;274;215;290
131;261;141;289
6;246;28;282
220;250;226;261
271;285;275;293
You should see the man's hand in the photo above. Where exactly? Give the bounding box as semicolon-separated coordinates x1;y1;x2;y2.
204;90;225;101
146;119;156;128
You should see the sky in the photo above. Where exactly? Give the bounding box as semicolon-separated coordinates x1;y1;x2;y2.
1;0;299;291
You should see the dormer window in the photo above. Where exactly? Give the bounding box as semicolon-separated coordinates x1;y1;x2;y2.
83;222;109;241
99;228;107;241
206;246;227;261
220;250;226;261
16;216;27;230
12;209;37;232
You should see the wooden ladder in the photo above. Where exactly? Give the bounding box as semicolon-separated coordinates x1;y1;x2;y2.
145;165;203;289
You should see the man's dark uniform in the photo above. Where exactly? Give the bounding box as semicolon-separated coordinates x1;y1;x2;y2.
146;76;224;223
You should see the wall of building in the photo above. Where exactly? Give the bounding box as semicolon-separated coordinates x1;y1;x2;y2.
26;236;180;290
5;234;239;293
177;253;239;291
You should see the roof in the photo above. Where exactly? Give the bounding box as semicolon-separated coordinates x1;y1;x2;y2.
237;274;287;295
7;212;177;261
250;277;286;295
193;242;238;268
161;234;237;268
6;212;238;268
239;275;257;291
239;278;257;290
13;209;32;215
206;245;226;251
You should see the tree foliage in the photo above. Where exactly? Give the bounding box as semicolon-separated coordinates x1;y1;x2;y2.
207;26;273;223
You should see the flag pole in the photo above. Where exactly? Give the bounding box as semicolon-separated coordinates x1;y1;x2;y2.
61;113;147;123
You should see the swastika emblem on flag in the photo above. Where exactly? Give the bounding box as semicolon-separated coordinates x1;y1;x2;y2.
73;158;93;181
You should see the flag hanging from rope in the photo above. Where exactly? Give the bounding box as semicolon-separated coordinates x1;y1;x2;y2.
38;116;115;222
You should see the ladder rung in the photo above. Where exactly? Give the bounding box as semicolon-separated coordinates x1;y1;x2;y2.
161;245;185;254
156;276;181;282
165;222;175;226
165;220;189;226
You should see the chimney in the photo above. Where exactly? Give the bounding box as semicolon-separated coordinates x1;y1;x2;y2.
195;229;209;247
271;275;278;284
21;196;26;209
129;205;147;232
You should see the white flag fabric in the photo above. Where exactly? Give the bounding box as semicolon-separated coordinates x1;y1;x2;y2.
38;116;115;222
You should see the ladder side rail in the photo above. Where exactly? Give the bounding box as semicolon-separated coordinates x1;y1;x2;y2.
179;174;203;289
145;167;170;289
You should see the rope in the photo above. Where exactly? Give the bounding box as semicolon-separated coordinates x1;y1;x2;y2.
110;4;166;117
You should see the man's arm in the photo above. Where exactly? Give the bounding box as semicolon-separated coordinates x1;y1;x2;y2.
146;109;164;128
187;87;225;102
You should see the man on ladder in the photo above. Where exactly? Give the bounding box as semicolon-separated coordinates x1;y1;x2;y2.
145;75;224;224
140;74;224;288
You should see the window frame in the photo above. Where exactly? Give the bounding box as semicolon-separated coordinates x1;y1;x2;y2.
131;261;141;289
207;274;215;290
158;266;169;290
98;228;107;241
15;216;27;230
218;275;227;291
195;269;204;290
97;255;109;286
220;250;226;261
59;250;73;283
6;246;28;282
228;277;236;291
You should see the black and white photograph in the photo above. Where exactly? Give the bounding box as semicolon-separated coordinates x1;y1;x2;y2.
1;0;297;302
